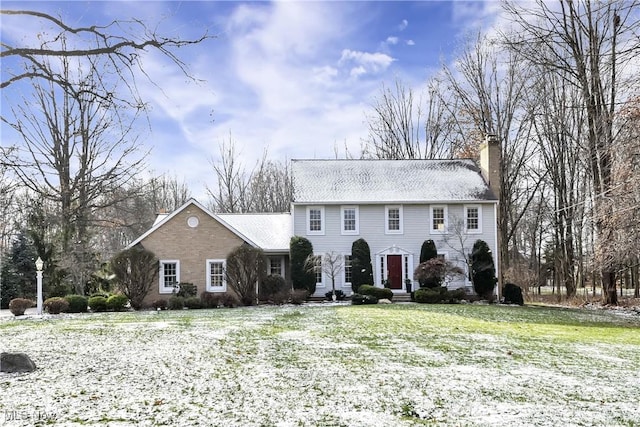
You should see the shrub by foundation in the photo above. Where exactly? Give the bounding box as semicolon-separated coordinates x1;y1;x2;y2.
351;294;378;305
168;296;185;310
184;297;203;309
106;294;128;311
200;292;220;309
152;299;168;310
358;285;393;301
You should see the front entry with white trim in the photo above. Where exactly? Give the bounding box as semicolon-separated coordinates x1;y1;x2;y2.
376;245;414;292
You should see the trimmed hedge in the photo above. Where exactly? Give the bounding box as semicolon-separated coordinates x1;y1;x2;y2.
64;295;88;313
44;297;69;314
88;296;107;312
415;287;468;304
8;298;33;316
106;294;128;311
351;294;378;305
168;296;185;310
184;297;203;309
357;285;393;301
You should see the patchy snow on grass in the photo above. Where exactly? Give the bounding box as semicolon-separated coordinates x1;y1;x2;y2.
1;304;639;426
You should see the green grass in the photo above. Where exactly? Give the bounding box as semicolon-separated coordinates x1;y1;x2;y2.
1;303;639;426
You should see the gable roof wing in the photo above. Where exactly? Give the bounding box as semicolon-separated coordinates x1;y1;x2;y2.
126;199;291;252
291;159;496;204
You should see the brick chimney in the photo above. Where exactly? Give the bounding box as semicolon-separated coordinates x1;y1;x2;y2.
480;134;501;199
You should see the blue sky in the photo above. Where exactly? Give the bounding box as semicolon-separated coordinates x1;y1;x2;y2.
1;1;501;201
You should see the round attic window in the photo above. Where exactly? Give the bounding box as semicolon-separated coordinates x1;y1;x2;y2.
187;216;199;228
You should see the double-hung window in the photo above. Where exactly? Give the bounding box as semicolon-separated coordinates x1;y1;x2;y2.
343;254;353;287
464;205;482;234
307;206;325;235
341;206;359;235
385;205;403;234
430;206;448;233
159;260;180;293
206;259;226;292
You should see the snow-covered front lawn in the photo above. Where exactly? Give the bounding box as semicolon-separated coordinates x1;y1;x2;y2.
1;303;639;426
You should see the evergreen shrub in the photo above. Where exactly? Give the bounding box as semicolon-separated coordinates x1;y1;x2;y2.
357;285;393;301
106;294;128;311
351;294;378;305
64;295;88;313
88;296;107;312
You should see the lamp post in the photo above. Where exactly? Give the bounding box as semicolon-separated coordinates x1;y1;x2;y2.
35;257;44;315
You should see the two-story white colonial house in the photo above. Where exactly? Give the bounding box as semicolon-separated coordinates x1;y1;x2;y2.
291;138;500;297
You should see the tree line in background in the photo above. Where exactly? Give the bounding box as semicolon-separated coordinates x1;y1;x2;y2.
2;1;640;304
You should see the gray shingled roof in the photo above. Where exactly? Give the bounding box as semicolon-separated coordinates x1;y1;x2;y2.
292;159;495;203
217;213;291;252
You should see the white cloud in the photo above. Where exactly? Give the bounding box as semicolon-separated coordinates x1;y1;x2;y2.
406;39;415;46
399;19;408;31
386;36;399;45
339;49;395;76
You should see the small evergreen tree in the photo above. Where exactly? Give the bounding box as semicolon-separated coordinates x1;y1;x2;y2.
470;239;496;300
1;232;38;308
351;238;374;293
419;239;438;263
289;236;315;295
111;247;158;310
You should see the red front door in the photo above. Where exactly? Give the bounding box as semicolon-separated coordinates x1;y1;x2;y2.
387;255;403;290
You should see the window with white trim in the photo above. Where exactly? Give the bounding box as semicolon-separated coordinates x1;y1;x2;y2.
341;206;359;235
343;254;352;287
313;255;323;287
306;206;325;235
159;260;180;293
464;205;482;234
385;205;403;234
430;206;448;233
206;259;226;292
269;257;284;277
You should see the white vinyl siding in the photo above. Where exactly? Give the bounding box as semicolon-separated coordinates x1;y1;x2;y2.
159;260;180;294
306;206;325;235
206;259;226;292
385;205;403;234
341;206;359;235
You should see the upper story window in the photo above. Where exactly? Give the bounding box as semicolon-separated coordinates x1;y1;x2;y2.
341;206;359;235
385;205;403;234
159;260;180;294
430;206;448;233
206;259;226;292
464;205;482;234
306;206;325;235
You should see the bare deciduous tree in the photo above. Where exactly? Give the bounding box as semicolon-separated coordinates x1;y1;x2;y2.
503;0;640;304
207;137;292;213
363;79;458;160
